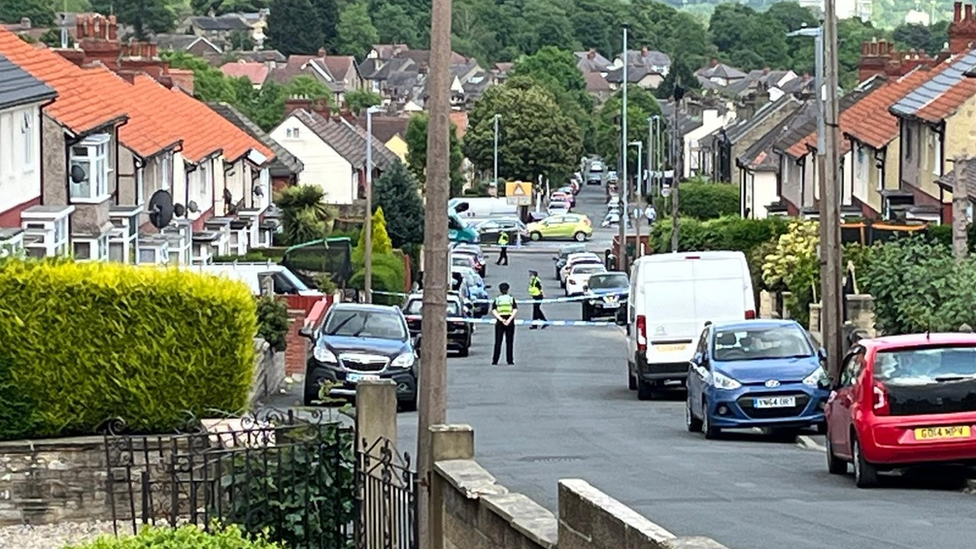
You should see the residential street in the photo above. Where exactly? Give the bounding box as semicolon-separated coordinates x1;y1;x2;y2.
396;185;976;549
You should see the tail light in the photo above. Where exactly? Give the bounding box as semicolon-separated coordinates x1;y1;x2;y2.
568;278;577;285
636;315;647;352
584;218;592;226
745;310;756;319
872;382;890;416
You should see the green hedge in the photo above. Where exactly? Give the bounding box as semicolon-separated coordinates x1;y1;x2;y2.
349;253;406;305
62;524;284;549
0;259;257;439
653;182;740;220
650;216;788;255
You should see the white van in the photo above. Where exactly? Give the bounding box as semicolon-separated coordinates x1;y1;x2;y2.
448;197;518;219
624;251;755;400
182;262;323;297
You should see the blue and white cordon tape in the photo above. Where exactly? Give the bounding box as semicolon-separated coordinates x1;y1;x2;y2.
372;290;627;305
404;315;618;327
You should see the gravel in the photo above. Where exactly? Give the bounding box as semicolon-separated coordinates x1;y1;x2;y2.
0;521;130;549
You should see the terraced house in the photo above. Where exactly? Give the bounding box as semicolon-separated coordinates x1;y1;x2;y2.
0;14;287;264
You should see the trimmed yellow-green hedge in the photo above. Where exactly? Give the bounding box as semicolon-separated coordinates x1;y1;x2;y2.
0;259;257;439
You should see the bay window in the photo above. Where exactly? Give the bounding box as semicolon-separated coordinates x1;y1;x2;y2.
70;134;111;202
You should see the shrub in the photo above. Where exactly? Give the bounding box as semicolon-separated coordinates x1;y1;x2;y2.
650;216;788;255
62;523;285;549
274;185;337;246
762;219;820;324
256;296;290;352
349;253;406;305
352;207;394;264
654;182;740;220
0;260;257;439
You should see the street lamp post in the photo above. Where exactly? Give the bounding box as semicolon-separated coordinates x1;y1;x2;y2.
493;114;500;186
364;105;381;302
630;140;643;256
618;24;629;273
787;25;825;156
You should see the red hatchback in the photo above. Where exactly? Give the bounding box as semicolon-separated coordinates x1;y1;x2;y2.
824;333;976;487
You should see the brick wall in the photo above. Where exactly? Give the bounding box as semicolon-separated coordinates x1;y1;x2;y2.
285;308;309;376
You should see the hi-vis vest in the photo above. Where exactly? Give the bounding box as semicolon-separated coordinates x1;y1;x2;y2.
494;294;514;315
528;276;543;297
498;232;510;246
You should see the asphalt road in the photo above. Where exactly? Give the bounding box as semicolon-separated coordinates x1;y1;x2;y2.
395;183;976;549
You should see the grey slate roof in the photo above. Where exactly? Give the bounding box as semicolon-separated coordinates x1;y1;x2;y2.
208;102;303;178
890;49;976;118
936;158;976;198
575;51;612;73
738;104;812;172
0;54;56;110
725;94;801;144
605;66;657;84
189;15;251;31
624;50;671;69
698;63;747;81
293;110;399;170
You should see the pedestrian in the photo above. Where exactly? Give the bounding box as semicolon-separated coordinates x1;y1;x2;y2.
496;231;510;265
491;282;518;365
528;269;548;329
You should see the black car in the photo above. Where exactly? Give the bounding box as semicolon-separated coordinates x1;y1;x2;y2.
402;293;472;356
475;218;528;245
301;303;418;410
552;243;588;279
581;271;629;321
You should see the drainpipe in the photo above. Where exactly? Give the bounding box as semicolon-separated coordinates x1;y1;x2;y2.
939;122;946;224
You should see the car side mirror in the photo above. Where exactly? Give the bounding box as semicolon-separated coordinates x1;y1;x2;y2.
818;347;827;361
692;352;703;365
298;326;315;340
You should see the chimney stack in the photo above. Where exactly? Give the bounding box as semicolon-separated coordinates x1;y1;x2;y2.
587;48;596;60
76;14;122;70
312;97;331;120
284;95;314;118
857;38;935;82
19;17;30;30
949;2;976;54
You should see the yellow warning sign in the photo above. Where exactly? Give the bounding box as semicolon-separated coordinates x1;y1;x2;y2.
506;181;532;205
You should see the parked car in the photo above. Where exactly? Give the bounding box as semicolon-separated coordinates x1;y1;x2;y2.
582;271;629;321
527;214;592;242
185;262;323;297
565;263;606;296
686;320;829;439
475;218;528;245
586;172;603;186
403;293;472;357
302;303;418;410
623;251;756;400
824;333;976;488
555;187;576;207
452;265;490;316
560;252;603;287
552;243;588;279
452;244;487;278
548;201;572;216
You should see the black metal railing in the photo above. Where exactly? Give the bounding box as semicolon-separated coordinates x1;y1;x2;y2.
355;437;418;549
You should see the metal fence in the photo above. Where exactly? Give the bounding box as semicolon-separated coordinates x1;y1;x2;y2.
356;437;418;549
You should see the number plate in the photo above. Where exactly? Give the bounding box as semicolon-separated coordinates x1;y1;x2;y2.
914;426;971;440
347;373;361;383
754;396;795;408
654;344;687;352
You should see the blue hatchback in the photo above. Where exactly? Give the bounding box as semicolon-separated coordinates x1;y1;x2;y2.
686;320;830;439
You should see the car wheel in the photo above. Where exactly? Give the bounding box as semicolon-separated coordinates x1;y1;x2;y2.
852;434;879;488
637;380;654;401
628;364;637;390
825;431;847;475
582;305;591;321
530;232;542;241
574;231;586;242
686;396;703;433
458;345;469;357
303;378;320;406
398;395;418;412
702;400;720;439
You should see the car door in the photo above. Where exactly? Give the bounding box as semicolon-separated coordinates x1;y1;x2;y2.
544;216;566;238
827;346;865;458
688;327;711;415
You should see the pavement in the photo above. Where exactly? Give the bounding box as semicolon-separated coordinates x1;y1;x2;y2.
390;185;976;549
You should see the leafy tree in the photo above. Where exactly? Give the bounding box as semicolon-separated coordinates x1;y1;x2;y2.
464;76;582;184
656;56;699;100
708;3;790;71
372;0;418;46
256;296;290;352
192;0;271;14
38;28;71;48
345;89;382;114
335;1;378;58
766;1;818;34
312;0;339;51
893;20;950;56
162;51;237;102
267;0;323;55
373;161;425;248
287;75;332;102
90;0;174;39
837;18;887;88
405;113;465;196
227;29;256;51
594;85;662;176
0;0;55;26
511;46;586;97
353;206;394;264
274;185;336;246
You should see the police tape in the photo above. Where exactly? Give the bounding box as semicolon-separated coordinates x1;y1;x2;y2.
406;315;618;327
371;290;627;305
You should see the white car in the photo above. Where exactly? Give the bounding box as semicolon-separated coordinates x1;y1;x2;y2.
565;263;607;296
548;201;571;216
560;252;602;286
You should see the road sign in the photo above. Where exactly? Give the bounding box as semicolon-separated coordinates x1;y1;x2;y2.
506;181;532;206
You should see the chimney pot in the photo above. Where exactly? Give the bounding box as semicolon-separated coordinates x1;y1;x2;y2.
20;17;30;29
862;42;869;55
108;15;118;40
955;1;963;21
318;47;326;57
967;4;973;20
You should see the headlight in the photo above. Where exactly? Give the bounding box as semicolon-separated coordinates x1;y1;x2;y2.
803;367;827;388
313;345;337;363
391;352;415;368
711;371;741;390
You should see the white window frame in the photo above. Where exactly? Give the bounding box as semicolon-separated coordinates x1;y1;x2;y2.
199;160;211;201
136;164;145;205
161;152;172;191
72;238;96;261
931;130;942;176
0;232;24;258
70;134;112;203
21;111;33;172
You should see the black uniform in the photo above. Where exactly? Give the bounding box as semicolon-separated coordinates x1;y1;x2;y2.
491;294;518;365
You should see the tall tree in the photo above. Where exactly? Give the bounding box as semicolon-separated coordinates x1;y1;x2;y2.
656;56;699;100
464;76;582;183
594;85;662;176
335;1;378;58
373;162;425;248
0;0;55;26
267;0;323;55
372;0;418;46
90;0;174;39
344;89;382;114
405;113;465;196
312;0;339;52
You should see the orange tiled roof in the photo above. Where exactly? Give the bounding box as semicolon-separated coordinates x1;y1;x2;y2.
220;61;269;86
131;75;274;163
844;68;940;149
0;28;128;134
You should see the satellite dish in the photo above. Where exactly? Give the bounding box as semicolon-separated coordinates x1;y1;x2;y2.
252;184;264;197
70;164;88;184
187;201;199;213
173;203;186;217
147;190;174;229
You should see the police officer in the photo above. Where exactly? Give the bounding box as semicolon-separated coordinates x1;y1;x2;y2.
496;231;510;265
528;269;548;329
491;282;518;365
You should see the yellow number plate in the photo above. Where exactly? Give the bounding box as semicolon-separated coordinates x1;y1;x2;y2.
914;426;971;440
654;344;687;352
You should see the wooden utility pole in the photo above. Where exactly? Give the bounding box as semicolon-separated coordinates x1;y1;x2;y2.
952;156;969;260
418;0;451;543
821;0;844;381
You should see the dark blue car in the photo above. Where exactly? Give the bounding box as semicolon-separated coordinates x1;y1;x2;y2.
686;320;829;439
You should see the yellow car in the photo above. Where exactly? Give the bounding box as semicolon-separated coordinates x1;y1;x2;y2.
527;214;593;242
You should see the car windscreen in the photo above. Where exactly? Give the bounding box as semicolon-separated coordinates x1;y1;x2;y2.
405;300;460;316
874;346;976;384
324;309;407;340
588;274;627;289
451;256;473;266
559;245;587;259
573;265;605;275
712;325;814;362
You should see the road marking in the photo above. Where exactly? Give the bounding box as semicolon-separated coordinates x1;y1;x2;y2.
797;435;827;453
